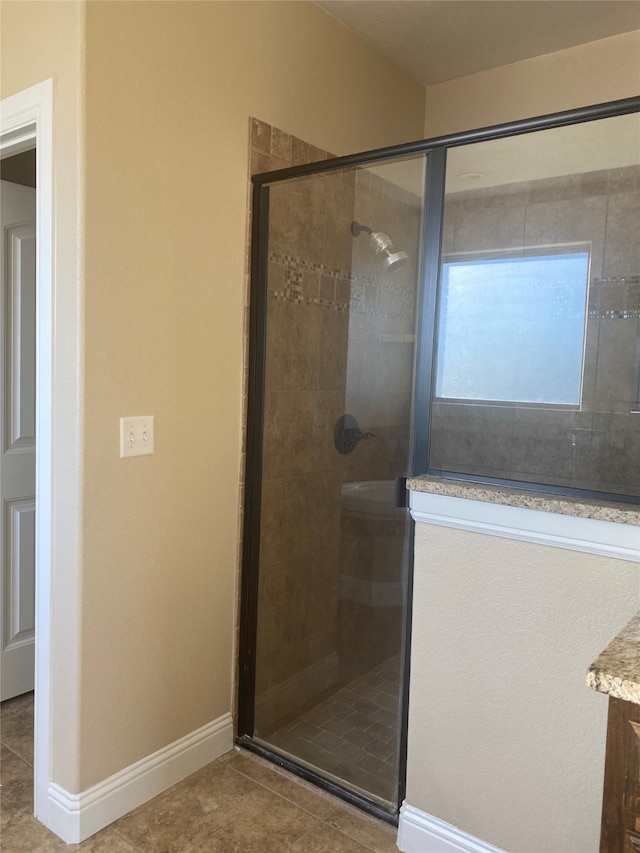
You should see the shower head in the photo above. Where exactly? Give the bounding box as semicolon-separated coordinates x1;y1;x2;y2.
351;221;409;271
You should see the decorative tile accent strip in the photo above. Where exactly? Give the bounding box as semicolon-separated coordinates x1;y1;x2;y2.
267;251;415;321
589;309;640;320
593;276;640;286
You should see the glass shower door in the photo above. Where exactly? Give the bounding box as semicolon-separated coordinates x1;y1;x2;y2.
245;154;426;811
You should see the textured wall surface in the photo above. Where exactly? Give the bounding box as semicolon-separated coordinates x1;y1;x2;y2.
78;1;424;791
0;0;426;796
407;522;639;852
423;30;640;138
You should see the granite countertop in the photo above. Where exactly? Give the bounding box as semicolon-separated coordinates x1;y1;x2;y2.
407;474;640;526
588;612;640;704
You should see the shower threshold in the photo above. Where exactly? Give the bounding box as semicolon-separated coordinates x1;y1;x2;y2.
237;655;402;824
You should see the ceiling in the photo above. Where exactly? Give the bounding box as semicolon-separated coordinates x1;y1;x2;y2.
315;1;640;86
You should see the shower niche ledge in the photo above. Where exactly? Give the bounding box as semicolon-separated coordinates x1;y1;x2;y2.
407;475;640;563
341;480;406;520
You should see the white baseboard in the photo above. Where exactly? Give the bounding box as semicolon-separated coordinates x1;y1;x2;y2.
397;803;506;853
45;712;233;844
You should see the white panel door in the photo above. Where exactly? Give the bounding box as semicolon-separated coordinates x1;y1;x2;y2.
1;179;36;701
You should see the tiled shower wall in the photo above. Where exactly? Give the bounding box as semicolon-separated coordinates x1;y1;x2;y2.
242;119;421;735
430;166;640;496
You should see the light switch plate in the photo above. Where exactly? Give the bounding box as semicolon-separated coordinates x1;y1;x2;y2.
120;416;154;458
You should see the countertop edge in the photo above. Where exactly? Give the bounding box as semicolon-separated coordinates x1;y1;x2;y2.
587;666;640;705
588;615;640;705
407;475;640;526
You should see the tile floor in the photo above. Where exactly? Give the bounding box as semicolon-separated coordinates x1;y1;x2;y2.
266;656;401;805
0;692;399;852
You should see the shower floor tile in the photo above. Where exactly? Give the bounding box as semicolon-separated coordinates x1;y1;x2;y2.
265;655;402;806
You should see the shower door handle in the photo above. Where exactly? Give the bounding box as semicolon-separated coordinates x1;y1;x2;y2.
394;477;408;509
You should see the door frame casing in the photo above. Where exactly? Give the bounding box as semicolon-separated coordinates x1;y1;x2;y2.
1;78;59;828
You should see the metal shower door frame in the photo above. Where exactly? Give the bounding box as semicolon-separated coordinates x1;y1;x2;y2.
237;95;640;823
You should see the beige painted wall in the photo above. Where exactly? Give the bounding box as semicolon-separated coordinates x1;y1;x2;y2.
0;0;85;793
407;524;639;851
407;31;640;852
423;30;640;138
78;1;424;790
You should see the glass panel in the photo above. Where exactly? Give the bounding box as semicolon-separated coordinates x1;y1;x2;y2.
430;112;640;498
253;155;425;809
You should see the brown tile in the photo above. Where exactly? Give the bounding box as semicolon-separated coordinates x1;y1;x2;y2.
114;762;250;852
0;740;137;851
0;812;68;853
0;692;34;765
452;199;526;253
607;164;640;195
250;149;288;176
335;278;351;307
603;190;640;279
528;173;585;204
1;747;33;833
291;136;313;166
594;319;638;409
323;170;356;271
1;743;30;784
319;274;336;303
257;654;402;804
290;137;328;167
222;751;398;852
268;176;327;262
115;757;335;853
261;390;317;479
289;824;370;852
250;117;271;155
308;144;329;163
524;194;607;278
264;299;321;393
258;477;313;567
0;811;137;852
78;830;140;852
510;410;578;479
270;127;292;163
189;768;320;849
324;811;398;853
179;827;280;852
219;750;344;821
1;691;33;720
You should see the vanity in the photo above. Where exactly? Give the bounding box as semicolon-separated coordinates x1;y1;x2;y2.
589;614;640;851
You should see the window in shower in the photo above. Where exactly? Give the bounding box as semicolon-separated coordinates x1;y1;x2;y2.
435;248;590;406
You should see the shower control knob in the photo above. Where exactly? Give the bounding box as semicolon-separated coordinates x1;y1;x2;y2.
334;414;375;455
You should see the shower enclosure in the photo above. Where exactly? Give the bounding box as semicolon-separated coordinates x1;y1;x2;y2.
238;96;640;820
240;152;427;817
